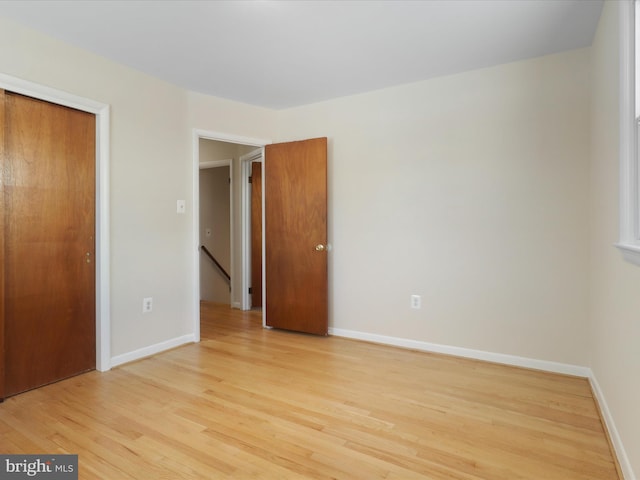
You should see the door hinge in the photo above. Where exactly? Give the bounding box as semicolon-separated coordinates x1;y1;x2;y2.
248;287;253;294
228;177;231;184
248;176;252;184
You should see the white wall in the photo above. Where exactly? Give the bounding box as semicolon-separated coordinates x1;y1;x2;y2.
590;1;640;477
276;48;592;367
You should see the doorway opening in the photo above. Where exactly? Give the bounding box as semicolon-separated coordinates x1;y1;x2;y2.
192;131;269;341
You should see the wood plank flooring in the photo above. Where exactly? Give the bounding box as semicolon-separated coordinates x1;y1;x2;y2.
0;302;620;479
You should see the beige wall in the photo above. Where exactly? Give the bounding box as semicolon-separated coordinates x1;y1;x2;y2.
590;1;640;476
187;91;275;142
276;48;592;366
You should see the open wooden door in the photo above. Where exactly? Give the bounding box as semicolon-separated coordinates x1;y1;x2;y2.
1;91;96;398
264;137;328;335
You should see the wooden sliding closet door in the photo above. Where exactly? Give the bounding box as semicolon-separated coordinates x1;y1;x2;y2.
1;91;96;398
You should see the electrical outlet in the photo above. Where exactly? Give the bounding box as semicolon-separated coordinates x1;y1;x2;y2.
143;297;153;313
411;295;421;309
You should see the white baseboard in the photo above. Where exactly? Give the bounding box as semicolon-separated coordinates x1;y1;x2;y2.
110;334;196;368
589;374;636;480
329;327;590;377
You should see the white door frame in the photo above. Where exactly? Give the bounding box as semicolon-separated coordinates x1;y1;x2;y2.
191;129;270;342
240;148;264;312
0;73;111;372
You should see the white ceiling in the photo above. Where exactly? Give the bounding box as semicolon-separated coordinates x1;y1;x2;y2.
0;0;603;110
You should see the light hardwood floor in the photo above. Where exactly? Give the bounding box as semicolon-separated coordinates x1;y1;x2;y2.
0;302;620;479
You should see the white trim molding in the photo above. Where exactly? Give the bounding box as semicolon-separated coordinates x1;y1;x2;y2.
200;158;232;170
328;327;591;377
0;73;111;372
240;148;263;311
589;375;637;480
616;241;640;266
617;0;640;266
110;334;195;368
